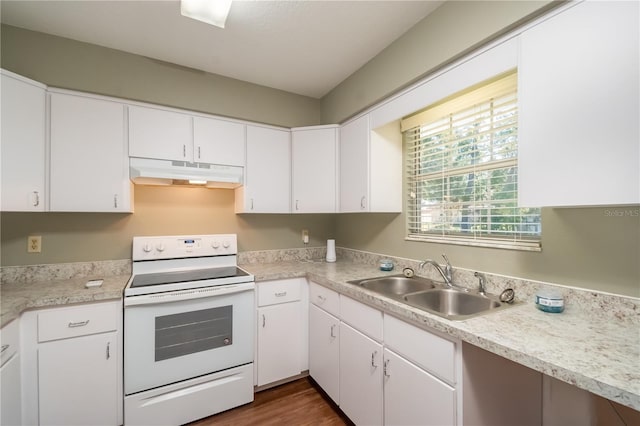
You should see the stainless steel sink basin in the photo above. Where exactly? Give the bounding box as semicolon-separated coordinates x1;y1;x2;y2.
347;274;514;320
403;288;506;320
347;275;436;297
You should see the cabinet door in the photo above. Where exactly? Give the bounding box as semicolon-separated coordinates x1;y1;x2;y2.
292;127;338;213
0;71;46;211
518;1;639;207
0;354;21;426
129;105;193;162
193;116;245;166
308;304;340;404
239;126;290;213
38;332;119;426
257;302;301;386
50;93;131;212
339;322;383;425
384;348;455;426
339;115;369;212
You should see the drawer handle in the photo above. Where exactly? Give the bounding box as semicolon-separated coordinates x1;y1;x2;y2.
262;314;266;328
1;344;9;353
371;350;378;368
275;291;287;297
68;320;90;328
106;342;111;360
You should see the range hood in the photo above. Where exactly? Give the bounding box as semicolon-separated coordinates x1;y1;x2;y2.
130;157;243;189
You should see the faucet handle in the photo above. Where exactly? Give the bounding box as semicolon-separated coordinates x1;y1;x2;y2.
441;254;452;279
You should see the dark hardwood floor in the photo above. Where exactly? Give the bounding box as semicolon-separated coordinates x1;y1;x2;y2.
187;378;352;425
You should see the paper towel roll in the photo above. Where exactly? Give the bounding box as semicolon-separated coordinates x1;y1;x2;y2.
326;239;336;263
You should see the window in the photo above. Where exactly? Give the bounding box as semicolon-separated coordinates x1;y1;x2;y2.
403;71;541;251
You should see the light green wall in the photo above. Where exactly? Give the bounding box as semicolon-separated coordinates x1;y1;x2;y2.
1;186;336;265
0;24;321;128
321;0;558;123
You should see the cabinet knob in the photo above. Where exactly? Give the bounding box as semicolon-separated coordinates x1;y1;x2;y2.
330;324;336;338
114;194;118;208
383;359;390;378
32;191;40;207
360;196;366;209
371;350;378;368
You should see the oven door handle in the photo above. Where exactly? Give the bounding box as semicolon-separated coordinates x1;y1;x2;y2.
124;282;255;307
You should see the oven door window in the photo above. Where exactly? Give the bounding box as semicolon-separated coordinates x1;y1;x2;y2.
155;305;233;361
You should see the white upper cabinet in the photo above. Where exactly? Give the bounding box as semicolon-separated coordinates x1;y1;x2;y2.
518;0;639;207
291;125;338;213
129;105;245;166
128;105;193;162
1;70;46;211
193;116;245;166
235;125;290;213
49;91;132;212
339;115;402;213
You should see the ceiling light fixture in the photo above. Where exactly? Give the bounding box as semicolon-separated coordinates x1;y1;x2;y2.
181;0;233;29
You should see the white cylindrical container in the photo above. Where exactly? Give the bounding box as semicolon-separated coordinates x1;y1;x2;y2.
326;239;336;263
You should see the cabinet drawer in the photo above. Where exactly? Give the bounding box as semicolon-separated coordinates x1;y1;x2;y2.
340;296;383;342
384;314;456;385
309;281;339;317
0;319;20;367
257;279;301;307
38;302;120;342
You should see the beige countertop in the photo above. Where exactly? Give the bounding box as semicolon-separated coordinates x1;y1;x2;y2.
1;274;128;327
241;259;640;412
1;259;638;411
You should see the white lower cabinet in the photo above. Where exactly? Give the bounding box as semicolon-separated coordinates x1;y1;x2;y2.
20;300;122;426
256;278;307;387
308;304;340;404
1;319;22;426
38;332;119;426
0;352;21;426
257;302;302;386
339;322;383;425
384;348;455;426
308;282;461;426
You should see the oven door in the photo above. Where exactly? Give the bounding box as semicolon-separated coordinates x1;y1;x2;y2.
124;282;255;395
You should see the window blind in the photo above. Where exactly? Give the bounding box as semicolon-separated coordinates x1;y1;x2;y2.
403;71;541;250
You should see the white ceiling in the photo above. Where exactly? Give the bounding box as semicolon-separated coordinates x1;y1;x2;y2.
0;0;444;98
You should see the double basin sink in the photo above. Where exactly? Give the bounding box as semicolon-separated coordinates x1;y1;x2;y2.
347;274;512;320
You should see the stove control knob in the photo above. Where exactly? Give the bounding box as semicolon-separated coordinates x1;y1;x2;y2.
223;240;230;249
156;244;165;252
212;240;220;249
142;243;153;253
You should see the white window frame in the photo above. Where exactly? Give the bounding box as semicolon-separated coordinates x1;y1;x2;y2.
403;71;541;251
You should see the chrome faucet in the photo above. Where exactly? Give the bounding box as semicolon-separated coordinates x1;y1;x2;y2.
474;272;487;296
419;254;453;286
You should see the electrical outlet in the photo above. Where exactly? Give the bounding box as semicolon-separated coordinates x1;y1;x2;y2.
28;236;42;253
301;229;309;244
